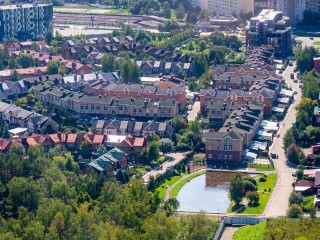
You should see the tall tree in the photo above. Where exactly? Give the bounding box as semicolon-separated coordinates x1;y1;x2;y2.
229;172;244;205
101;54;115;72
176;4;185;19
2;124;10;138
12;69;19;81
158;138;174;154
283;129;295;152
45;30;53;45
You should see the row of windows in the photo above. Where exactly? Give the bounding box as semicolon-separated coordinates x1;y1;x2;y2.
208;154;233;160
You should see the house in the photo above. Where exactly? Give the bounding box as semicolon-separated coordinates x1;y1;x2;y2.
295;180;314;195
0;80;28;99
0;138;12;153
117;134;147;161
93;147;127;170
27;115;59;134
81;158;114;176
0;70;13;82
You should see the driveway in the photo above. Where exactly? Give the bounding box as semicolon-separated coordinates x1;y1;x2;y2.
187;101;200;121
264;62;301;217
142;152;185;181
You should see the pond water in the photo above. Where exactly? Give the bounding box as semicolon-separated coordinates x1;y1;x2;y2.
176;171;236;213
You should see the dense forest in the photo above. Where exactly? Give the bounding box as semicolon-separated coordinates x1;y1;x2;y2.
0;144;218;239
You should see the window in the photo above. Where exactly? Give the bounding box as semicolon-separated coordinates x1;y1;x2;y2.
218;110;221;118
229;155;233;160
218;154;221;159
133;108;137;116
229;141;233;151
212;109;215;117
208;145;212;150
208;154;212;159
224;155;227;160
217;146;221;150
104;106;107;114
224;140;228;150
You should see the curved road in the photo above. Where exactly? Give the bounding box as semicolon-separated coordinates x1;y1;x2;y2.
263;63;301;216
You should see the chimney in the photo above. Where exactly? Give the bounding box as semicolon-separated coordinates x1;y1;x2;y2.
74;74;77;82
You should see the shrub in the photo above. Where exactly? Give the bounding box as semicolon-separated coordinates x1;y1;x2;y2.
246;191;259;205
145;166;152;172
243;180;257;192
242;176;257;186
287;204;303;218
259;176;267;182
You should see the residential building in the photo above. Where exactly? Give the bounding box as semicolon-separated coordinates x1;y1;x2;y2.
254;0;273;15
273;0;307;25
194;17;238;33
33;84;180;119
204;101;264;162
313;93;320;126
205;0;254;16
91;119;174;137
0;4;53;41
245;9;292;57
0;80;28;99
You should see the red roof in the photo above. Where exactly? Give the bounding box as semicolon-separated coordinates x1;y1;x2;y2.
0;138;11;151
93;135;104;144
26;137;39;146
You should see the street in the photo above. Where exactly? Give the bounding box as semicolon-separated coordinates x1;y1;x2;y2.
296;36;320;48
142;152;185;181
264;62;301;216
187;101;200;121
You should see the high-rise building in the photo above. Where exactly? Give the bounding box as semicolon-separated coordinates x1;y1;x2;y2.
190;0;254;17
272;0;308;24
0;4;53;42
245;9;292;57
254;0;273;15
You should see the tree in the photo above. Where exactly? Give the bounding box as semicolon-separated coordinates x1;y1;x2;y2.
147;134;160;143
296;165;304;181
289;191;304;205
47;60;61;75
58;65;66;76
163;198;180;216
199;9;211;21
148;141;160;162
229;172;244;205
187;12;198;24
80;140;90;158
188;42;195;51
181;163;186;173
12;69;19;81
283;129;295;152
176;3;185;19
27;145;43;162
302;72;320;100
194;53;209;77
9;57;17;69
243;180;257;192
198;40;207;52
187;165;190;174
7;177;41;213
162;2;171;18
2;124;10;138
286;144;300;165
296;46;318;73
158;138;174;154
10;142;25;156
19;54;35;68
286;204;303;218
101;54;115;72
45;30;53;45
246;191;259;205
309;205;316;219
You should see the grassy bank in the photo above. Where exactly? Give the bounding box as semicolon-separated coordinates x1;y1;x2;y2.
227;173;277;214
53;7;128;14
170;170;206;199
232;221;266;240
248;164;275;171
156;175;182;200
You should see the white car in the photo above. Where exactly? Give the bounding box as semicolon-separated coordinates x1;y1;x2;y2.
293;90;297;94
188;105;193;111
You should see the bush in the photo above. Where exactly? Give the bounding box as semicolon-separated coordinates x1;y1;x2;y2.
145;166;152;172
242;176;257;186
243;180;257;192
246;191;259;205
287;204;303;218
259;176;267;182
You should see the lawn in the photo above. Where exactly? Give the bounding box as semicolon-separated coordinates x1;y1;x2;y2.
170;170;206;199
227;173;277;214
135;167;146;173
313;41;320;45
249;164;275;171
53;7;125;14
232;221;266;240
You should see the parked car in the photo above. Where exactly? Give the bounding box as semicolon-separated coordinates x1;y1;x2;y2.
310;37;314;40
293;79;298;83
271;152;278;159
188;105;193;111
293;90;297;94
289;61;293;66
290;73;294;79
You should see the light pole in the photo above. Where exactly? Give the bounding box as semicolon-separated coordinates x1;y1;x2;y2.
217;208;220;222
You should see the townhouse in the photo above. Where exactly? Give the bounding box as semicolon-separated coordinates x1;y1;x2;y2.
199;73;283;115
85;83;186;110
0;80;28;99
204;101;264;162
91;119;174;137
0;101;58;134
33;84;180;119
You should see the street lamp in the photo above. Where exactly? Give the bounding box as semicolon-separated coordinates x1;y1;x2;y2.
218;208;220;222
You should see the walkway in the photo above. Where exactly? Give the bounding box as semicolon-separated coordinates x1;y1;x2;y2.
220;227;239;240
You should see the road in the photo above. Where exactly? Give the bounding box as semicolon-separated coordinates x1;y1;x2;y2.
142;152;185;181
187;101;200;121
264;62;301;217
296;36;320;47
220;227;239;240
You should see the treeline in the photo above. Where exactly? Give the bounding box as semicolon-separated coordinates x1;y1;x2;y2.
0;145;219;239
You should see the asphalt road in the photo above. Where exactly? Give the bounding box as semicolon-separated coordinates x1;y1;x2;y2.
142;152;185;181
264;62;301;217
187;101;200;121
296;36;320;47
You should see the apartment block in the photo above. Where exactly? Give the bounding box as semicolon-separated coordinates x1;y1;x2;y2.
204;101;264;162
245;9;292;57
0;4;53;41
33;84;180;119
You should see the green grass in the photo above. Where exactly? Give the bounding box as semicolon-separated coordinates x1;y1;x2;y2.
313;41;320;45
249;164;275;171
227;174;277;214
170;170;206;199
232;221;266;240
156;175;182;200
135;167;146;173
53;7;125;14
